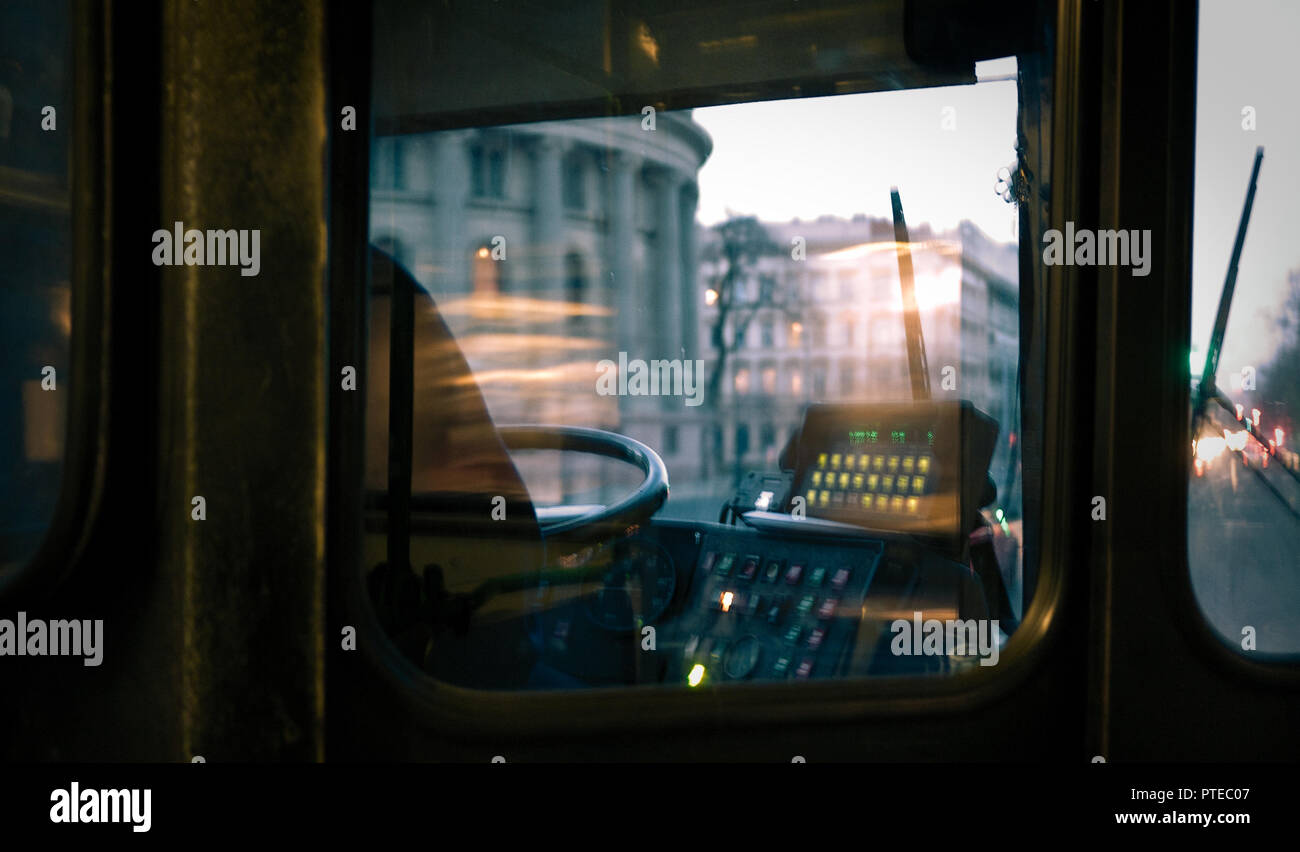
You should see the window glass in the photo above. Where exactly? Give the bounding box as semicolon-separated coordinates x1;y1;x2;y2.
0;1;73;574
368;1;1042;692
1189;0;1300;655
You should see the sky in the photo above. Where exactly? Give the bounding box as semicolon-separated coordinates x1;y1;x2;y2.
692;63;1020;243
1190;0;1300;374
691;3;1300;371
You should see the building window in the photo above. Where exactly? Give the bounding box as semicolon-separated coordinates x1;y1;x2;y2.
565;252;587;306
760;423;776;449
761;319;774;347
733;366;751;395
810;313;827;347
563;151;585;210
735;424;750;458
472;244;500;295
471;143;506;198
842;313;856;346
760;365;777;395
664;425;679;455
812;363;828;399
789;321;803;348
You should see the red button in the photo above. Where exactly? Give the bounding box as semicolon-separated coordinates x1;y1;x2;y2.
830;568;851;591
784;563;805;585
817;598;838;619
795;658;815;679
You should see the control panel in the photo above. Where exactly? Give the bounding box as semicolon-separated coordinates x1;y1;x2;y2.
663;529;880;684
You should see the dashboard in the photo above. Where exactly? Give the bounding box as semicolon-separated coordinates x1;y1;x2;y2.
527;517;989;688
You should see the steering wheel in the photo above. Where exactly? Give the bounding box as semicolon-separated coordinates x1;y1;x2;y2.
497;425;669;541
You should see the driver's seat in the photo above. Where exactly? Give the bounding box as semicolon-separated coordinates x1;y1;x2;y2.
365;247;545;688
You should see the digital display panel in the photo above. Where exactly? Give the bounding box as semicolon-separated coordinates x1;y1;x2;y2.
789;403;997;549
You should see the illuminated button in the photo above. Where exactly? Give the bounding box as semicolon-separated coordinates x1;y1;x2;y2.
808;566;826;587
866;474;879;491
773;656;791;676
817;598;838;619
795;658;815;679
784;624;802;644
852;473;864;489
715;554;735;577
838;472;850;489
890;495;904;512
906;496;920;514
875;494;889;511
844;454;855;469
716;590;735;611
897;475;910;492
902;456;915;473
764;560;783;583
784;563;804;584
807;626;826;650
860;494;872;509
817;453;828;469
739;556;759;582
818;490;830;507
830;453;841;469
830;568;851;592
805;488;817;504
811;471;822;486
913;475;926;494
700;552;717;574
888;455;900;472
796;594;816;616
872;455;884;471
918;456;931;474
858;455;870;471
881;475;894;492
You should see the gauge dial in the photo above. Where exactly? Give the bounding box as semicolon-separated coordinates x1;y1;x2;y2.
581;540;676;632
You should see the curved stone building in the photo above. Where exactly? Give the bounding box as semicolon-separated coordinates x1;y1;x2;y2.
369;111;713;499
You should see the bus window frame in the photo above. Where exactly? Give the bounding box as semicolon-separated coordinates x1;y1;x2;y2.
335;0;1092;738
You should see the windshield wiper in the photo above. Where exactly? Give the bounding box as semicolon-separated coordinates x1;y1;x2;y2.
1194;146;1263;429
891;187;931;401
1192;146;1300;520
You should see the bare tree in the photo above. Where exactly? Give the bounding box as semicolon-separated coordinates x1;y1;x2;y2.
700;215;804;479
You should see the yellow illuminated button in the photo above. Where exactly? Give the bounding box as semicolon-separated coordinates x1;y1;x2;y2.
881;475;893;492
890;495;904;512
866;474;879;491
906;496;919;514
897;475;909;492
844;454;856;469
902;456;915;473
819;490;830;507
811;471;822;486
918;456;931;474
875;494;889;511
872;455;884;471
861;494;872;509
887;455;899;472
805;489;817;504
838;472;850;489
912;476;926;494
852;473;864;489
858;455;870;471
831;454;841;469
817;453;828;469
688;664;706;687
